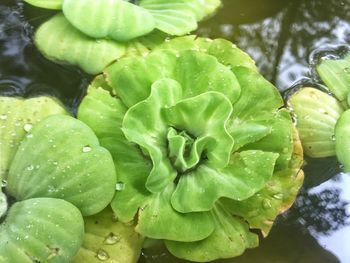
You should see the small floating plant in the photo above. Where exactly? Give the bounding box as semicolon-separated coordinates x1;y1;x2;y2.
288;46;350;171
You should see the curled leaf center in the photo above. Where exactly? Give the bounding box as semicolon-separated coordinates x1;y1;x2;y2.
167;127;207;173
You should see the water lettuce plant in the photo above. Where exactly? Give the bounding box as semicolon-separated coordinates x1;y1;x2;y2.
78;36;304;262
0;96;118;262
288;48;350;171
26;0;221;74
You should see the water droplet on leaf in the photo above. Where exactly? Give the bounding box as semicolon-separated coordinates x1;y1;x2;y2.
82;146;92;153
1;180;7;187
115;182;125;191
96;249;109;261
23;123;33;132
104;233;120;245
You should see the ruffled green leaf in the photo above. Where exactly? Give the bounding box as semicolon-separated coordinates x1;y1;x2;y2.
78;82;216;242
316;52;350;103
72;207;144;263
0;198;84;263
162;91;233;170
229;67;292;169
105;49;240;107
335;110;350;171
7;115;116;216
165;203;258;262
123;79;181;193
171;151;278;213
24;0;63;10
229;123;271;152
230;66;283;122
63;0;155;42
288;87;344;158
157;37;257;71
77;81;153;222
35;14;126;75
241;109;293;171
173;50;241;104
223;130;304;235
135;184;215;242
0;96;68;181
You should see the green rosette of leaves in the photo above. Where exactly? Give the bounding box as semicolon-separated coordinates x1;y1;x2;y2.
288;49;350;171
78;36;303;262
0;96;117;262
26;0;221;75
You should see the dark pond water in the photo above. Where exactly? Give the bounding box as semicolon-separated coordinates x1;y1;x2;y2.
0;0;349;262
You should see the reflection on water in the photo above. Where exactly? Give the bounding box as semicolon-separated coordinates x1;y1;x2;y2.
199;0;350;90
0;0;350;262
0;0;89;113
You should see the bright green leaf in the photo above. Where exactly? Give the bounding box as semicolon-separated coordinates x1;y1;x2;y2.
171;151;278;213
35;14;126;75
140;0;197;35
122;79;181;193
77;81;153;222
135;184;215;242
165;203;258;262
0;96;68;181
316;52;350;103
7;115;117;216
63;0;155;42
0;198;84;263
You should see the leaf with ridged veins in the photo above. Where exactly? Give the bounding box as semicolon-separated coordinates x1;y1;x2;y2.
35;14;126;75
0;96;68;181
6;115;117;216
0;198;84;263
288;87;344;158
63;0;156;42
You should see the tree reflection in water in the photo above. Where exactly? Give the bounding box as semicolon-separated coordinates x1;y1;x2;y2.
198;0;350;89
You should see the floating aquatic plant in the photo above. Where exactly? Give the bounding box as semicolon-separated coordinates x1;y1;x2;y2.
288;47;350;171
78;36;304;262
26;0;221;74
0;97;117;262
